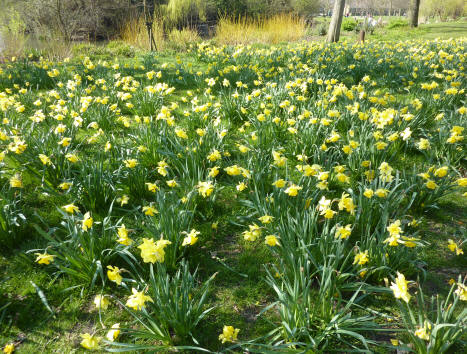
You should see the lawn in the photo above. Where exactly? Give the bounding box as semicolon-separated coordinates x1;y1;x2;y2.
312;18;467;42
0;22;466;353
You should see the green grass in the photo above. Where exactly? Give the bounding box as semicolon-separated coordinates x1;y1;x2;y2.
1;154;465;352
310;18;467;42
1;21;466;353
368;21;467;42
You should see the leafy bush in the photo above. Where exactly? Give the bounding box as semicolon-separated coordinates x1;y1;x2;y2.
342;18;358;31
318;23;327;36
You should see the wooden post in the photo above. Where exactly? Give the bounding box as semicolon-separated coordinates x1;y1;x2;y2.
359;30;365;43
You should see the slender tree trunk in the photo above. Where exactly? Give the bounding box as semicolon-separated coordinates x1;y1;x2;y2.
410;0;420;27
144;0;156;51
327;0;346;43
56;0;69;42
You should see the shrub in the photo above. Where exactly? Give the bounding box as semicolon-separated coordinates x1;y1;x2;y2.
318;23;328;36
342;18;358;31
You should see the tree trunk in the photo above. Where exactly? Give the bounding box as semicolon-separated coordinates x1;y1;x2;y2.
410;0;420;27
56;0;69;42
327;0;346;43
144;0;157;51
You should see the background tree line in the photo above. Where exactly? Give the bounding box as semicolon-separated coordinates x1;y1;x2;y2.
0;0;465;43
0;0;322;41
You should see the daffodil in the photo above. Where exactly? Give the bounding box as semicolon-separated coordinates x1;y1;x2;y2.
265;235;279;246
58;182;72;190
363;189;374;198
335;224;352;239
65;153;79;163
117;195;129;206
414;321;431;341
207;149;222;162
117;224;133;246
3;343;14;353
82;212;93;231
236;181;247;191
39;154;52;165
146;182;159;193
338;192;355;214
284;183;302;196
219;325;239;343
433;166;448;177
353;250;369;265
447;239;463;255
390;272;411;303
225;165;242;176
94;295;109;310
124;159;138;168
106;323;120;342
62;203;79;214
182;229;200;246
166;179;178;187
138;238;171;263
126;288;153;310
9;174;23;188
454;282;466;301
258;215;274;224
425;180;438;189
242;224;262;241
58;137;71;147
375;188;389;198
208;166;220;178
80;333;100;350
197;181;214;197
272;179;286;188
107;265;123;285
142;205;158;216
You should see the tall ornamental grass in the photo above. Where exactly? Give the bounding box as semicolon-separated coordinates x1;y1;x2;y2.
215;14;307;45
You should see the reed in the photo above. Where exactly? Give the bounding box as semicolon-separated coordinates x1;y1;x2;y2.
166;28;200;51
215;13;307;45
120;15;165;50
120;15;200;51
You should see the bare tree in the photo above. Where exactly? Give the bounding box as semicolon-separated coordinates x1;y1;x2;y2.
410;0;420;27
143;0;157;51
327;0;345;42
